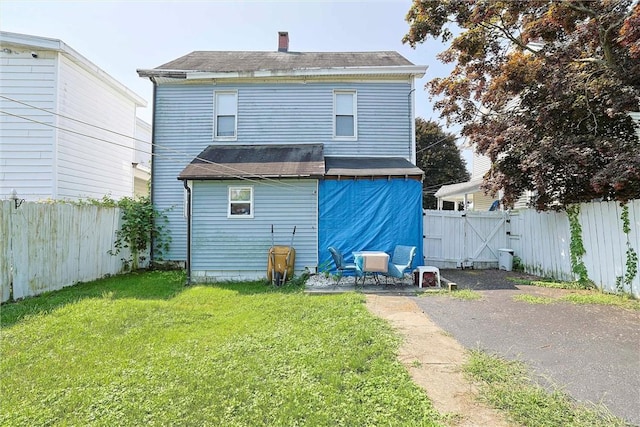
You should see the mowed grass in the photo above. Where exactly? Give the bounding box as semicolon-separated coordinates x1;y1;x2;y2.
0;271;442;427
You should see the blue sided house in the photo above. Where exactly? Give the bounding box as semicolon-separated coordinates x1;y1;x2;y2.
137;32;427;283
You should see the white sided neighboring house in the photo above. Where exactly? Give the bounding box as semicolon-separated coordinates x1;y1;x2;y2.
0;31;149;202
435;111;639;211
435;140;532;211
133;117;151;197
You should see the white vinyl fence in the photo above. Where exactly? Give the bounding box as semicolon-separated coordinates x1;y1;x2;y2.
1;200;137;303
423;210;509;269
424;199;640;297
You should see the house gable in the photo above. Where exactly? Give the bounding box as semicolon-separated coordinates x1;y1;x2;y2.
0;31;148;201
141;36;426;270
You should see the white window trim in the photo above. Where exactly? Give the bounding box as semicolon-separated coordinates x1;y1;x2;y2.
214;90;238;141
333;90;357;140
227;185;254;219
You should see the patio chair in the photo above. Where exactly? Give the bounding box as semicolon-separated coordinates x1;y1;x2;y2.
328;246;360;285
384;245;416;284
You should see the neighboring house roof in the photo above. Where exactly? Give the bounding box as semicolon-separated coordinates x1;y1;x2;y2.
137;51;426;80
324;156;424;179
0;31;147;107
178;144;325;180
434;177;484;199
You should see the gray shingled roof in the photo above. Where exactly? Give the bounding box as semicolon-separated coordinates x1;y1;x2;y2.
178;146;424;180
324;156;423;178
153;51;414;73
178;144;325;180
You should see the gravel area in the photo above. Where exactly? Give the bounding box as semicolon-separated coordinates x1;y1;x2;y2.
304;273;415;290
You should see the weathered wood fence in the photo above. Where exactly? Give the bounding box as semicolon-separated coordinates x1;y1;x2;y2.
1;200;135;303
424;199;639;297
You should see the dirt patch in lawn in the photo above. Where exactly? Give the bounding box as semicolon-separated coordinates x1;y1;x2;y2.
365;294;512;427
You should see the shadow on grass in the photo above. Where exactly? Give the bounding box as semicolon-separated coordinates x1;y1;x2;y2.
210;275;308;296
1;270;185;327
1;270;307;328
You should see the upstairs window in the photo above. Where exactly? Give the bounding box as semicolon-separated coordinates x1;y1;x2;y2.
215;91;237;139
334;90;357;139
228;186;253;218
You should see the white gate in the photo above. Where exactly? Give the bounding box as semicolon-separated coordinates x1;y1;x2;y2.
423;210;510;269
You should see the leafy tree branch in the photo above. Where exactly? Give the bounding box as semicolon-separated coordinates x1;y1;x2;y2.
404;0;640;211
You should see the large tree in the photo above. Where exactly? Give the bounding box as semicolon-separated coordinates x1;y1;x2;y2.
415;118;470;209
404;0;640;211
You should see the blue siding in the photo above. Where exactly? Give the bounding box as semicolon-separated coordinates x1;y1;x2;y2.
153;81;413;262
190;179;318;280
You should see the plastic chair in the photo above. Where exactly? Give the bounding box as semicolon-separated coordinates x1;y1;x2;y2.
385;245;416;283
328;247;360;285
415;266;441;288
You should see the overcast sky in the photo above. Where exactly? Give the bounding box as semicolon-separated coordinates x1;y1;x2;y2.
1;0;459;135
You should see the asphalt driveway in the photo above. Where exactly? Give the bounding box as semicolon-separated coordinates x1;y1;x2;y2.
410;269;640;426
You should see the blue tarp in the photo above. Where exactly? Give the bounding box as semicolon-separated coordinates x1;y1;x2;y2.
318;178;423;275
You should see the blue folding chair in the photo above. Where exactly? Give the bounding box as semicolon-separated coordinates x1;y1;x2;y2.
328;246;360;285
384;245;416;284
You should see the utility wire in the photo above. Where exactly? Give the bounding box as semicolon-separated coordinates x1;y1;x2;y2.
415;134;454;154
0;96;308;190
2;95;469;194
0;110;311;193
0;104;312;193
0;95;151;145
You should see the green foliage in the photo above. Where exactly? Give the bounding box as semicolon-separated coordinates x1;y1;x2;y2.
562;293;639;310
404;1;640;210
508;277;592;290
420;288;482;300
415;118;470;209
513;294;554;304
464;350;627;426
0;271;443;426
317;259;333;278
566;205;591;288
107;196;171;271
512;256;524;272
616;203;638;294
43;195;170;271
513;292;639;310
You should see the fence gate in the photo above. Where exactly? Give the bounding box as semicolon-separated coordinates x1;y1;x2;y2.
423;210;510;269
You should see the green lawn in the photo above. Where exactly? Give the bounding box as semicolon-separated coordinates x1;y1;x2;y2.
1;271;442;427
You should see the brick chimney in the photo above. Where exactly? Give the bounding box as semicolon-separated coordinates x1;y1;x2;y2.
278;32;289;52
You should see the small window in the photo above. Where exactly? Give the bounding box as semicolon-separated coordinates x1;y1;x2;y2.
215;91;237;139
334;90;357;139
228;186;253;218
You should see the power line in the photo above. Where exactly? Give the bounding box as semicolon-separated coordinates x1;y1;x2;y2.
0;104;311;193
0;96;309;190
415;134;455;154
0;95;151;145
